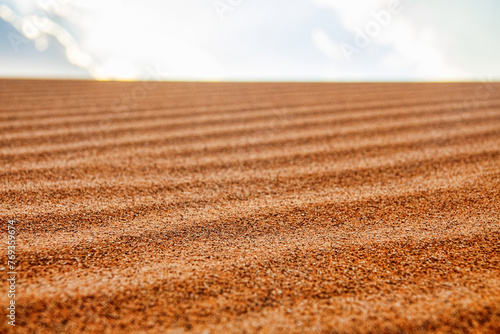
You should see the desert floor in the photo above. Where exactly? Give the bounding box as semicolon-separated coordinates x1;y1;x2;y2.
1;80;499;333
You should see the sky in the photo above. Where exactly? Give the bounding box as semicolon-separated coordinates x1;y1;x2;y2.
0;0;499;81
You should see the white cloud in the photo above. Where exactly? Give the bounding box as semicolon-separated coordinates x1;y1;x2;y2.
0;3;96;72
313;0;389;28
377;18;464;79
311;28;343;62
1;0;226;80
312;0;466;80
73;1;226;80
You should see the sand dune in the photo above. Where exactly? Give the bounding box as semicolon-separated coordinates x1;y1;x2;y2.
1;80;499;333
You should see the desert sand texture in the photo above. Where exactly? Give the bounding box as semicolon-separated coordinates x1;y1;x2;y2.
0;80;499;333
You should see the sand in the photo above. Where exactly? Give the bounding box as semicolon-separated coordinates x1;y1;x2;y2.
0;80;499;333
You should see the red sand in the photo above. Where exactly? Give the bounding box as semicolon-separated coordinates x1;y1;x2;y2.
0;80;499;333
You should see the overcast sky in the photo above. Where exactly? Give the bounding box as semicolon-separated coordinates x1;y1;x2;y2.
0;0;499;81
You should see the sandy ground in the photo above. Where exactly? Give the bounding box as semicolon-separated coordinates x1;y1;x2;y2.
0;80;499;333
